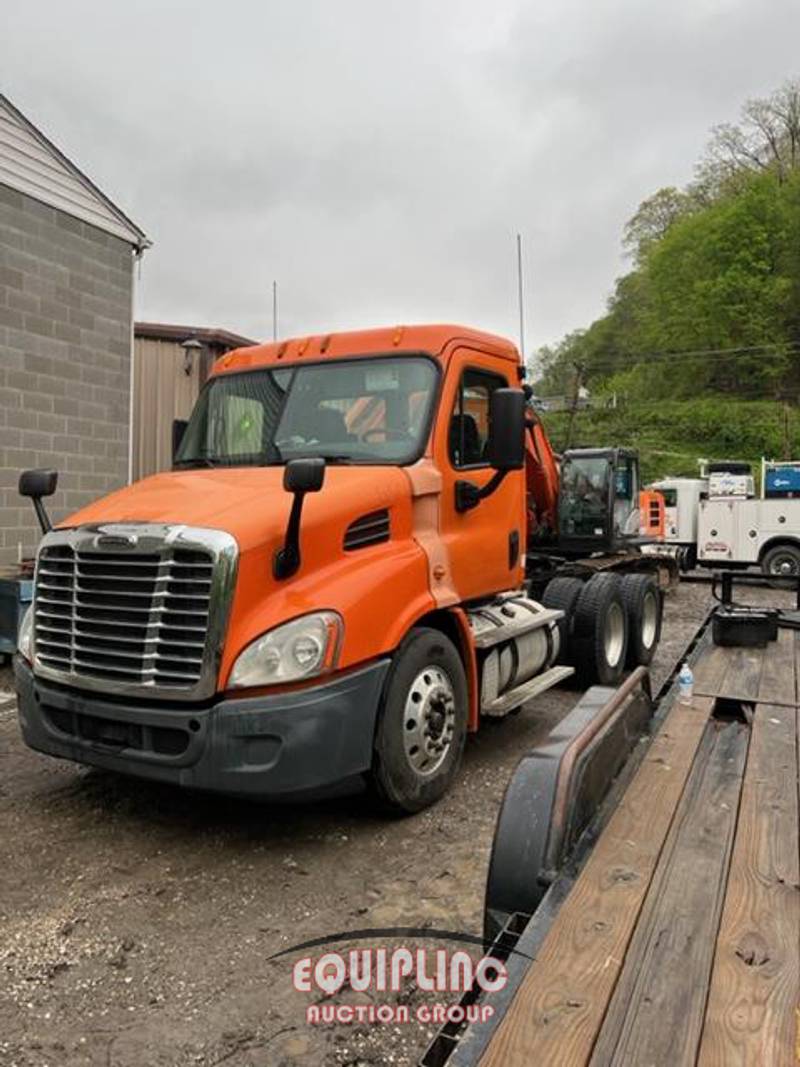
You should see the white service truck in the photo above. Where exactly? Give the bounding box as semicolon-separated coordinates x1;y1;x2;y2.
647;460;800;576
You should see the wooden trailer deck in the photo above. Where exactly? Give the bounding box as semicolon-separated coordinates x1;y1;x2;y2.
477;627;800;1067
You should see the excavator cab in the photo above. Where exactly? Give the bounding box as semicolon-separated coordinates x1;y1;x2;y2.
557;447;642;556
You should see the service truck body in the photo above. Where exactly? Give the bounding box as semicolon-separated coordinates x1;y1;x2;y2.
650;467;800;575
15;325;664;811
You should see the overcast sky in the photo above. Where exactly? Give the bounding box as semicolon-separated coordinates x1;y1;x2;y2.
3;0;799;355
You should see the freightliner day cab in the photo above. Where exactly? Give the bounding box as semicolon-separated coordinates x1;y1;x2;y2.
14;325;665;812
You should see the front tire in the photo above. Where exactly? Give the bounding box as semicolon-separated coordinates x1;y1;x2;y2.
761;543;800;577
371;628;468;814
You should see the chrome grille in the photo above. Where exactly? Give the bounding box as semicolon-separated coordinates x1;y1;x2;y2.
32;525;238;699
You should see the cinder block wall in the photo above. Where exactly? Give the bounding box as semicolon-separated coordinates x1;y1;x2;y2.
0;184;133;566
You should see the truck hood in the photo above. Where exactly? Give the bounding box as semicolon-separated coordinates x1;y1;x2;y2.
60;466;409;552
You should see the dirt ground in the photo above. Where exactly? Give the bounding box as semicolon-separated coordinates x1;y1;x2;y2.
0;583;718;1067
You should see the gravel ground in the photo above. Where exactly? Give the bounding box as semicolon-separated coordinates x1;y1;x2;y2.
0;582;719;1067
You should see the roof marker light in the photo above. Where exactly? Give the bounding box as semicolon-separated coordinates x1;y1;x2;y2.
393;326;404;346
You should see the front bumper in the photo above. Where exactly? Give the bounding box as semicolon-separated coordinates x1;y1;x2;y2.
14;657;389;799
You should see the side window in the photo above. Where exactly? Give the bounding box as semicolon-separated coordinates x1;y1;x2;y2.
449;368;507;469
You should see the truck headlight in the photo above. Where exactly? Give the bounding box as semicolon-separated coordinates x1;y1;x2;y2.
17;606;34;664
228;612;343;689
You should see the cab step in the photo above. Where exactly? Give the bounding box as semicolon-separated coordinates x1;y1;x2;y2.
481;664;574;717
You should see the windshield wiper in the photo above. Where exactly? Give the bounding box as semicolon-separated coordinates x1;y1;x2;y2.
173;454;219;469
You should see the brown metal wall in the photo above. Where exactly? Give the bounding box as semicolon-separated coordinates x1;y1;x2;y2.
132;338;215;482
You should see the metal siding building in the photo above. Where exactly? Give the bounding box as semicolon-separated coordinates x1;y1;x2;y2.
0;93;149;566
132;323;255;481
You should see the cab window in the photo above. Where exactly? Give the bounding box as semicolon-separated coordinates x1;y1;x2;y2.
449;369;507;468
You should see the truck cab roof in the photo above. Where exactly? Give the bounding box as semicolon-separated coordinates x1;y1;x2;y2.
210;323;521;377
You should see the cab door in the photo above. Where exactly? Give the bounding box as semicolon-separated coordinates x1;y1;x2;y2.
434;350;526;602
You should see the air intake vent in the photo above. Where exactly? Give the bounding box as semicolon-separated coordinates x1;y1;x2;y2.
344;509;390;551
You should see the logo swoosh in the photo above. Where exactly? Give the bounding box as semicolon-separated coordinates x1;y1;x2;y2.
267;926;533;963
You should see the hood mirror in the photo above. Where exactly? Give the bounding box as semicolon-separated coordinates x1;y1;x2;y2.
274;458;326;580
19;468;58;533
284;457;326;494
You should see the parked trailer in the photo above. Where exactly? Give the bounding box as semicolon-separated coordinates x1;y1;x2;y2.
423;576;799;1066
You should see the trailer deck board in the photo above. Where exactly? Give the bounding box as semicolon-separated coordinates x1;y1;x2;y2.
588;720;749;1065
477;632;800;1067
697;700;800;1067
757;627;797;705
477;693;717;1067
695;626;796;706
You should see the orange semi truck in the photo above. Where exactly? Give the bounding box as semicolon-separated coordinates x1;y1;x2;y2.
13;325;664;812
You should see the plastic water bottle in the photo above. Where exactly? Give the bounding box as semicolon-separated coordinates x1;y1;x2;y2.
678;661;694;705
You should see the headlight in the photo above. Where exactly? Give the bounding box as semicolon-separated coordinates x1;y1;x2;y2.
228;612;343;689
17;605;34;664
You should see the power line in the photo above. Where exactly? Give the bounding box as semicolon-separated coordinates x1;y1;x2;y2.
534;339;800;373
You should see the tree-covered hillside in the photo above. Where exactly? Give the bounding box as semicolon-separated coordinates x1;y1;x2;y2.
533;79;800;479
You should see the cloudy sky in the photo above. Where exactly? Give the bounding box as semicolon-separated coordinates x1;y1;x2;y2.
3;0;799;355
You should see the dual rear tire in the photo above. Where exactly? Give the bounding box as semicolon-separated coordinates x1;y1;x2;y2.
542;572;662;687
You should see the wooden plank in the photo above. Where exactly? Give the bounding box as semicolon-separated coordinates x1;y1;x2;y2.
692;642;736;695
695;643;769;705
478;694;716;1067
697;703;800;1067
723;646;765;702
589;720;749;1066
757;627;796;706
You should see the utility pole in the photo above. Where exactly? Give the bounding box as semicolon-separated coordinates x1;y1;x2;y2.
783;398;792;460
272;281;278;341
565;363;584;449
516;233;525;358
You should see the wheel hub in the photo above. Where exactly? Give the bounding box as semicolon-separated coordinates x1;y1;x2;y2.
403;667;456;777
604;602;625;668
641;590;658;649
773;554;799;576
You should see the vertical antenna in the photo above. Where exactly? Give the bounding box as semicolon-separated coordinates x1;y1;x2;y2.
272;280;278;341
516;233;525;358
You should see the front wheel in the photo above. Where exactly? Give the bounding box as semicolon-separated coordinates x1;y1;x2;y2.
761;543;800;577
371;628;468;814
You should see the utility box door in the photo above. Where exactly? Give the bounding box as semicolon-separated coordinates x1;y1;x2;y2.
698;499;737;563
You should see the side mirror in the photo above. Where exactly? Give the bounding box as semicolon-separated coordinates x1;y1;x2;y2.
19;469;58;534
19;469;58;499
274;458;327;579
172;419;189;461
488;388;525;471
284;457;326;495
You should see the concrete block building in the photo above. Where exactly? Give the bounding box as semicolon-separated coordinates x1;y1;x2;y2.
0;93;149;566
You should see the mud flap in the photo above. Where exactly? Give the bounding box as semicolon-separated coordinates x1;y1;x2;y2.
483;667;653;945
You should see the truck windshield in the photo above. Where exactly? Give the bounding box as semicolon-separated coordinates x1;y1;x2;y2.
174;356;438;468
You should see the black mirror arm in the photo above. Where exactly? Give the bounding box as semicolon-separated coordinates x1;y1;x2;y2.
32;497;52;535
273;491;306;579
455;470;508;513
